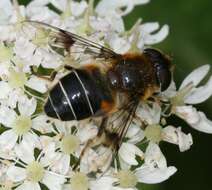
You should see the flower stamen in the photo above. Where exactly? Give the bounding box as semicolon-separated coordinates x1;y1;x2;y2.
144;124;162;143
70;172;89;190
26;161;44;183
116;170;138;188
0;43;13;62
60;134;80;155
8;68;27;88
12;115;32;135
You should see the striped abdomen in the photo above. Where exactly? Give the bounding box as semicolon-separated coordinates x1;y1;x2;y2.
44;68;114;121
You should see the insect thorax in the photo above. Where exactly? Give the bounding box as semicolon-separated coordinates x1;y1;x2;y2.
107;55;158;95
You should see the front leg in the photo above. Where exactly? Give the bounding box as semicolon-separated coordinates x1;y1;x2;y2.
30;66;57;81
30;64;74;82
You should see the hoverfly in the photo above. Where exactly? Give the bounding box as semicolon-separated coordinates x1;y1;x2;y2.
24;21;172;173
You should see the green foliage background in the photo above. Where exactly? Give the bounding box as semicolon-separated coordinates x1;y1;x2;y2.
18;0;212;189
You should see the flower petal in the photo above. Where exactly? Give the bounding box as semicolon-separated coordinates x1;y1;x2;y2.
175;106;200;125
42;171;66;190
0;0;13;24
140;22;160;33
16;181;41;190
141;24;169;45
90;176;116;190
0;148;15;160
18;96;37;116
77;122;98;143
13;37;36;60
27;2;58;22
145;142;167;169
175;106;212;133
39;49;61;69
179;64;210;90
192;111;212;134
40;138;58;167
71;1;87;17
162;126;193;152
26;76;48;93
136;103;161;125
96;0;149;16
184;76;212;104
0;106;17;127
0;129;18;150
50;154;70;175
15;141;35;164
32;115;53;134
135;164;177;184
0;81;12;99
107;33;130;54
80;147;113;174
7;166;26;182
119;143;144;166
126;123;145;144
23;132;41;149
161;80;177;98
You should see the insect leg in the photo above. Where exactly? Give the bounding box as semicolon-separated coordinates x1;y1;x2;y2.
30;66;57;81
73;117;108;171
97;117;109;136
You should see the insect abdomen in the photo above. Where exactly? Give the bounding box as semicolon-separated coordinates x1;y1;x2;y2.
44;68;114;121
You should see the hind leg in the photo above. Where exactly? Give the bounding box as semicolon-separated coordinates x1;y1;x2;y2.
73;117;108;170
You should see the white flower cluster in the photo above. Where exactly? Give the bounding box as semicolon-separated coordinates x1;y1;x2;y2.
0;0;212;190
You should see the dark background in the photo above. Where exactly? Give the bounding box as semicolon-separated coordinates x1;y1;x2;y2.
126;1;212;190
19;0;212;189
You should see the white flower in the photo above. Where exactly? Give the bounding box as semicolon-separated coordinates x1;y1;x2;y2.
0;0;13;24
90;176;116;190
175;106;212;134
137;22;169;49
107;33;131;54
96;0;150;17
118;123;145;169
162;126;193;152
118;142;144;169
0;161;17;190
126;122;145;144
25;0;59;22
6;142;66;190
80;145;113;175
166;65;212;133
50;0;88;17
134;143;177;184
0;96;49;152
39;133;79;175
178;64;212;104
136;102;193;151
38;121;96;175
108;143;176;188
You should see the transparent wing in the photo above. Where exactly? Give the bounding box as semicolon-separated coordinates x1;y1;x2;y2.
79;99;139;175
24;20;120;60
102;95;140;150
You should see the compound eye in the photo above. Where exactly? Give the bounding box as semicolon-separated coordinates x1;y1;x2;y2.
143;48;162;60
156;63;172;91
143;48;172;91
